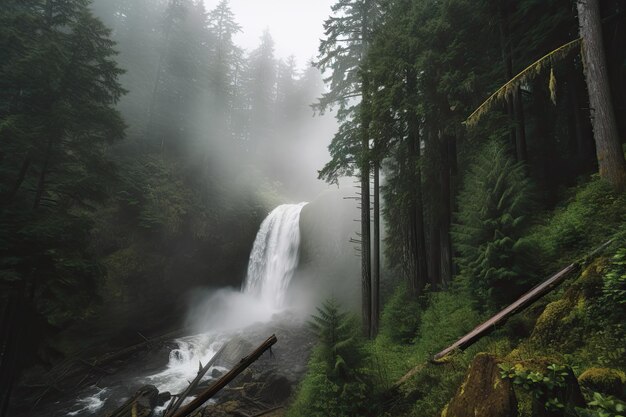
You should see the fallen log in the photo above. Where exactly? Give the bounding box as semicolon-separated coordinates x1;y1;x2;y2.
432;239;613;361
169;334;278;417
163;344;228;416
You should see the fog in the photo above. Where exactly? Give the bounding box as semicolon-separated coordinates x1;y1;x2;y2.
86;0;361;319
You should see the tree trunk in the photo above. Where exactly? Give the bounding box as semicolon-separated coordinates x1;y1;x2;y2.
512;87;528;163
169;335;277;417
3;156;31;205
406;67;429;296
498;0;528;163
439;134;453;287
371;162;380;338
33;136;55;210
360;73;372;338
577;0;626;190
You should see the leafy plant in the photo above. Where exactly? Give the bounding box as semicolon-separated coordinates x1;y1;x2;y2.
602;248;626;310
578;392;626;417
499;363;570;411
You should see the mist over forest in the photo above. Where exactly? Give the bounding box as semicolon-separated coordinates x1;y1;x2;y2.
1;0;626;416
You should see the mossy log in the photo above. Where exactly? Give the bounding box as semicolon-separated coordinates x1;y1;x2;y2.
433;240;612;361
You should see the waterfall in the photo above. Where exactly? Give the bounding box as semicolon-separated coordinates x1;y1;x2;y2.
242;202;307;308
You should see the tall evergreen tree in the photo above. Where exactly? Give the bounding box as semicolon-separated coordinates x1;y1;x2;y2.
0;0;126;413
316;0;381;338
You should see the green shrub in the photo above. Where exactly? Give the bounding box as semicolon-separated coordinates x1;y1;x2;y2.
601;248;626;314
287;299;373;417
380;282;422;344
452;139;534;310
526;177;626;271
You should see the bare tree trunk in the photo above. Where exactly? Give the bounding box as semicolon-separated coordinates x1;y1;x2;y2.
33;136;54;210
371;162;380;337
360;74;372;338
439;134;453;287
498;0;527;163
3;157;31;205
512;87;528;163
406;68;429;296
577;0;626;190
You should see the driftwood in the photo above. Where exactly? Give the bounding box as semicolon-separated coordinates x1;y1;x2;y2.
163;344;228;417
432;240;613;361
169;334;278;417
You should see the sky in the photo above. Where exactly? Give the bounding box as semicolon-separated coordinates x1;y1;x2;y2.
215;0;335;69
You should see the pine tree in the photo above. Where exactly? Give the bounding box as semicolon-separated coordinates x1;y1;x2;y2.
316;0;381;338
0;1;126;412
288;299;371;417
452;139;533;310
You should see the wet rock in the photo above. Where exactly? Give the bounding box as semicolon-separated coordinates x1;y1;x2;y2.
157;391;171;406
105;385;159;417
258;374;292;405
214;337;254;368
443;353;517;417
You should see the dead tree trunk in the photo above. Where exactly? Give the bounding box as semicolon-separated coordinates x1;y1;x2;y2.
433;240;613;361
170;334;277;417
164;344;228;417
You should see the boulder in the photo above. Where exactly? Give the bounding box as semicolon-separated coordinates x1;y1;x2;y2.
579;367;626;397
258;374;292;404
443;353;517;417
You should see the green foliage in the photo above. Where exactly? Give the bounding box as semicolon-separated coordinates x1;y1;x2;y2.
583;392;626;417
452;139;534;310
600;248;626;313
379;282;422;344
526;178;626;270
288;299;373;417
499;363;570;411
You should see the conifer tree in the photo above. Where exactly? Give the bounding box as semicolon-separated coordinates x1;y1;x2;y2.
452;140;533;310
316;0;381;338
0;0;126;413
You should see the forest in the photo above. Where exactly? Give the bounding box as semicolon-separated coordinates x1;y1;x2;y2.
1;0;625;416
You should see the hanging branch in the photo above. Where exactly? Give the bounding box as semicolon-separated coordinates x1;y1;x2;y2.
465;38;581;127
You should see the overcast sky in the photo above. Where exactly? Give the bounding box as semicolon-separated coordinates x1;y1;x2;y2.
212;0;335;69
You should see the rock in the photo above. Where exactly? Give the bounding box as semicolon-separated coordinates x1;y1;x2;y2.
157;391;171;406
105;385;159;417
443;353;517;417
214;337;254;368
258;374;293;405
212;368;224;378
579;367;626;397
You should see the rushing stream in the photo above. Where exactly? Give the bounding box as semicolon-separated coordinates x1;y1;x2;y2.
55;203;308;416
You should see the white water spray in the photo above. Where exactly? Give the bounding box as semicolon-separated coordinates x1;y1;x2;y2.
71;203;308;416
242;202;307;309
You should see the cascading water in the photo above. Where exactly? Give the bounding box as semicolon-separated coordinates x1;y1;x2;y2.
242;202;307;309
65;203;308;416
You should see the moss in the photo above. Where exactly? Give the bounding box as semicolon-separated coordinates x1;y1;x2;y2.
443;353;517;417
530;299;572;346
578;368;626;397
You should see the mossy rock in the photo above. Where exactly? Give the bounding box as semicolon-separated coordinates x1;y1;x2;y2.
530;299;580;349
564;258;606;303
578;367;626;398
442;353;517;417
